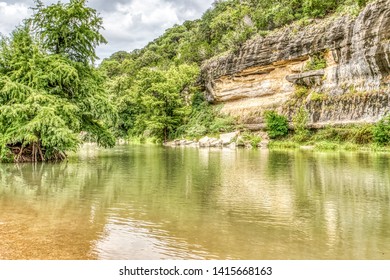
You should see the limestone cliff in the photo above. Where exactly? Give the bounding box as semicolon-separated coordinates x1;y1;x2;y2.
201;0;390;128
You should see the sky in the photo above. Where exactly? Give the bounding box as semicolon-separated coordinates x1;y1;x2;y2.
0;0;214;61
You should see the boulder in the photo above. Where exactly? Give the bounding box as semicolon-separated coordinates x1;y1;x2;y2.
220;131;240;145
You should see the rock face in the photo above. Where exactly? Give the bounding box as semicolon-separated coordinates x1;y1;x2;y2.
201;0;390;127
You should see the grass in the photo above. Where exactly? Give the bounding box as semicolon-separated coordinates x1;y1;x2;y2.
268;140;300;149
269;139;390;153
268;124;390;153
310;92;327;101
313;141;339;151
127;135;162;144
241;132;262;148
294;86;309;98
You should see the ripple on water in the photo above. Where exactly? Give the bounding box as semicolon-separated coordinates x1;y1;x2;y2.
93;213;214;260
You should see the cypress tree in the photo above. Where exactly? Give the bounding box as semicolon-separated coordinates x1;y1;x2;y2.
0;0;115;162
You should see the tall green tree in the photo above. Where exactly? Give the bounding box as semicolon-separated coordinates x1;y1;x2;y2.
129;64;199;141
0;1;114;163
28;0;106;64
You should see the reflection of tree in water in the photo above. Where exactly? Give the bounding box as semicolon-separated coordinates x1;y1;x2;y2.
1;146;389;260
266;150;294;178
0;145;226;259
289;151;390;259
0;149;117;260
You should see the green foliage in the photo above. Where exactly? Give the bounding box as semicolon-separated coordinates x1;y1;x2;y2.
264;111;289;139
351;125;373;144
246;0;365;31
268;140;299;149
175;94;234;139
373;115;390;146
241;132;262;148
293;107;310;142
99;0;371;143
342;142;359;151
28;0;107;64
304;52;327;71
357;0;369;7
314;141;339;151
120;64;200;141
311;125;373;144
310;92;327;101
302;0;339;18
294;85;309;98
0;1;114;162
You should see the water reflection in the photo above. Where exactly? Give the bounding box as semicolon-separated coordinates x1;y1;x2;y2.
0;145;389;259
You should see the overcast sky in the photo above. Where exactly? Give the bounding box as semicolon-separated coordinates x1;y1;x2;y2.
0;0;214;61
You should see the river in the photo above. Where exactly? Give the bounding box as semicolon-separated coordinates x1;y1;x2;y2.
0;144;389;259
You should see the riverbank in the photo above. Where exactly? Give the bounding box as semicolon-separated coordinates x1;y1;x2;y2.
163;125;390;153
163;131;269;149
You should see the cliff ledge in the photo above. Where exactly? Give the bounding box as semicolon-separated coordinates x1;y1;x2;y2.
201;0;390;128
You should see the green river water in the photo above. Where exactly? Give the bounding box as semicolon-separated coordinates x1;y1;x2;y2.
0;144;389;260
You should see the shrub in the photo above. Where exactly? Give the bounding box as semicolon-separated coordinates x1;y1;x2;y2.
294;85;309;98
351;124;373;144
293;107;310;142
373;115;390;145
342;142;359;151
312;125;373;144
310;92;326;102
264;111;289;139
175;100;234;139
241;132;262;148
304;52;327;71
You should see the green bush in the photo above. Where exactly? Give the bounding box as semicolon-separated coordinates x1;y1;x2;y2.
294;86;309;98
310;92;326;102
351;124;373;144
293;107;310;142
264;111;289;139
312;125;373;144
342;142;359;151
241;132;262;148
373;115;390;145
304;52;327;71
175;97;234;139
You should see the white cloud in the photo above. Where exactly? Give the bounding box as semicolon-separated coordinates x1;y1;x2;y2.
99;0;180;54
0;2;30;36
0;0;215;60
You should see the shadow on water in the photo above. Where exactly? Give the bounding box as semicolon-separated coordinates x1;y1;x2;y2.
0;144;389;259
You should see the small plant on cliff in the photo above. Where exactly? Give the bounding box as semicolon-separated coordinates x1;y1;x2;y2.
304;52;327;71
293;107;310;142
264;111;289;139
294;85;309;99
310;92;327;102
373;114;390;146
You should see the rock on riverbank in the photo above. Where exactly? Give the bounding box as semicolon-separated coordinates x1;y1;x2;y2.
164;131;270;149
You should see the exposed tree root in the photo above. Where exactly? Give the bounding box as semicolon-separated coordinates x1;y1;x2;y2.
7;142;67;163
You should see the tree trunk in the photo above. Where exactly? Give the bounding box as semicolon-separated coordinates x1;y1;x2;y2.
8;142;66;163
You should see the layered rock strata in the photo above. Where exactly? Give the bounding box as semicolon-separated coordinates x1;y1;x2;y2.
201;0;390;127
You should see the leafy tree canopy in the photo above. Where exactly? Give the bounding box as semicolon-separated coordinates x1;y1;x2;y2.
0;1;114;162
28;0;107;64
100;0;371;142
